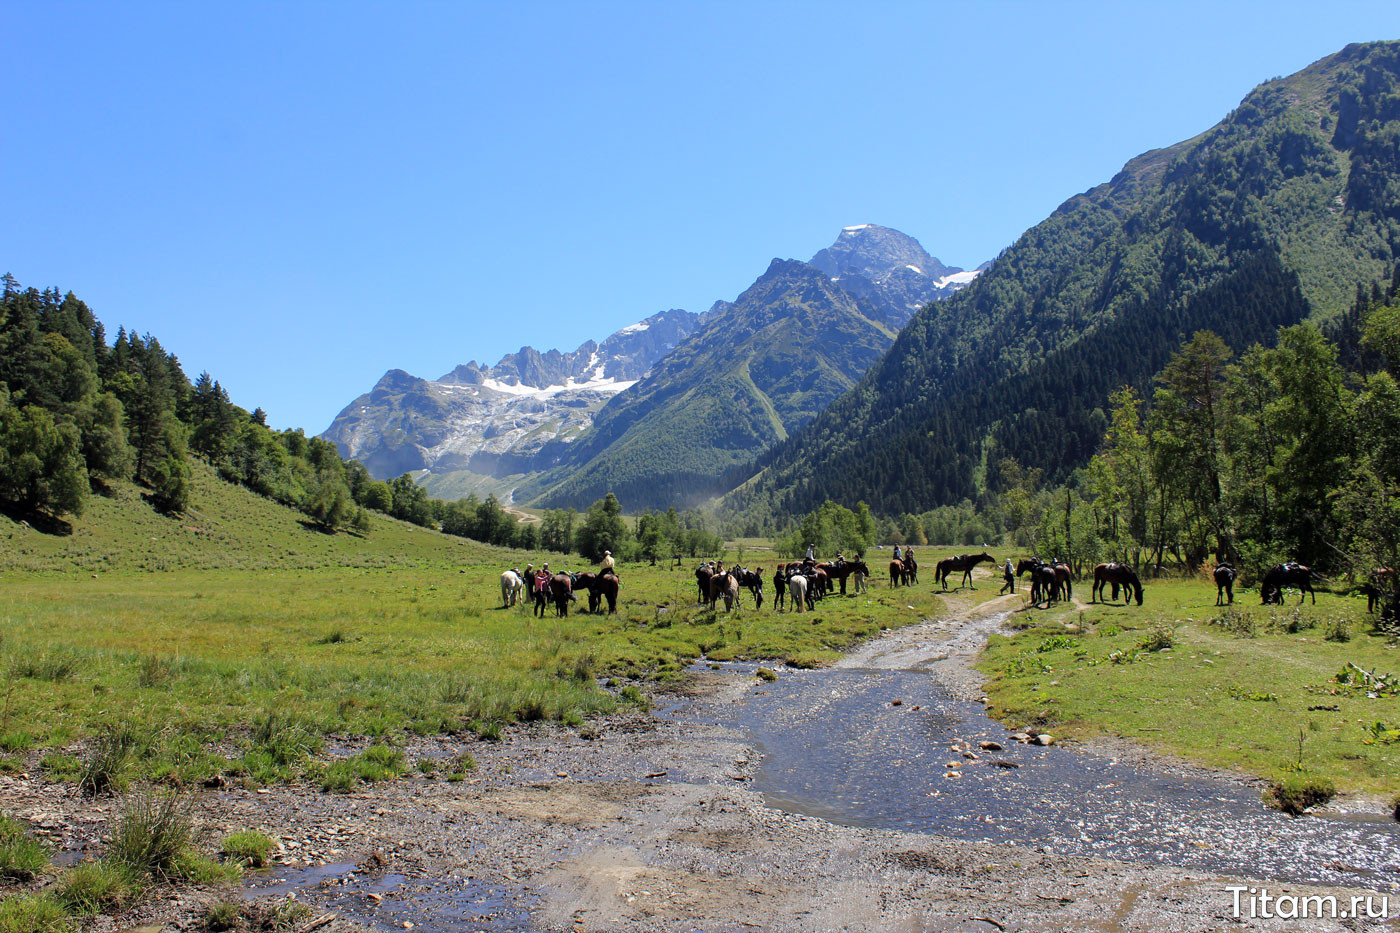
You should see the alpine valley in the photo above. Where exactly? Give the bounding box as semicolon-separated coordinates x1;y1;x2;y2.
321;225;979;505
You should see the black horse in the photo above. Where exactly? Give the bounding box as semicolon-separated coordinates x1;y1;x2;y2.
1213;564;1236;606
1260;563;1315;605
1016;558;1060;607
935;552;995;591
734;567;765;609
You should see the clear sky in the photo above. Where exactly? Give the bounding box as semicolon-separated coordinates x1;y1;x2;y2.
3;1;1397;432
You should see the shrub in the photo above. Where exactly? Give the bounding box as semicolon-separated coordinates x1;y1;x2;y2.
108;792;192;877
0;829;48;879
54;861;141;916
1210;607;1256;637
1323;618;1352;643
1138;621;1176;652
0;893;71;933
221;830;274;868
79;724;139;796
1265;773;1336;815
204;899;240;931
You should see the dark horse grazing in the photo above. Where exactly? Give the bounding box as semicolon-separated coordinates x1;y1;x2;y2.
1261;563;1315;605
1213;564;1236;606
935;553;995;591
1016;558;1060;607
548;573;574;617
1091;563;1143;605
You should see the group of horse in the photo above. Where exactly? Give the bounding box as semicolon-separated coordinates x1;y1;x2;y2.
695;558;872;613
1213;562;1395;611
499;567;620;617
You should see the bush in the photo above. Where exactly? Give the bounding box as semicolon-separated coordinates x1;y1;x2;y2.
203;899;240;931
1323;618;1352;643
108;792;192;877
79;724;139;796
1265;773;1336;815
1138;621;1176;652
0;816;49;880
221;830;273;868
0;893;71;933
54;861;141;916
1210;607;1256;637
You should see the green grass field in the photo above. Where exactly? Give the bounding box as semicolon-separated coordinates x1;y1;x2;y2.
978;576;1400;799
0;466;944;789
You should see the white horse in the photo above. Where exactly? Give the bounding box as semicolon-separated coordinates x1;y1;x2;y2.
787;574;808;613
500;569;524;607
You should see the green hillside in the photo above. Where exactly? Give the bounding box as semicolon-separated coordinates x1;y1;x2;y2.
1;459;478;574
731;40;1400;518
522;259;896;510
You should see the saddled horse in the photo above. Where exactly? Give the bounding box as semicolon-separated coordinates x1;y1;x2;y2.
500;569;524;607
573;571;620;614
1261;563;1315;605
1213;564;1236;606
708;571;740;612
548;573;574;617
1016;558;1060;607
734;567;764;609
1091;562;1143;606
787;573;810;613
889;558;915;588
935;553;995;591
818;559;868;596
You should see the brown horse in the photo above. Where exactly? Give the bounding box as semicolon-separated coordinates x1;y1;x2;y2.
574;571;619;614
935;553;995;591
889;558;915;587
1091;563;1143;605
1261;564;1315;605
708;572;739;611
548;573;574;617
1213;564;1236;605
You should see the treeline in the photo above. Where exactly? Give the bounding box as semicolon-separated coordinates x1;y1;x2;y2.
0;274;382;530
778;272;1400;613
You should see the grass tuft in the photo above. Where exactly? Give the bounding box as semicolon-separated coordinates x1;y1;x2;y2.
54;860;142;916
78;724;139;796
221;829;274;868
9;650;81;682
203;898;241;931
0;815;49;881
1265;773;1336;815
108;791;192;877
318;743;405;793
0;893;71;933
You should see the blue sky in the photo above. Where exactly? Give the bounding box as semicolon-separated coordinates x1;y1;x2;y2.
3;1;1397;432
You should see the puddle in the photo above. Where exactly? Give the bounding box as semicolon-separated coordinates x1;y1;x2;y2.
244;862;539;932
688;666;1400;892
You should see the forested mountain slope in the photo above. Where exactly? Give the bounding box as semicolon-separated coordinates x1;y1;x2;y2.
729;41;1400;519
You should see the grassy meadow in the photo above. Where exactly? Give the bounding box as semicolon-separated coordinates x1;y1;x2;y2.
978;574;1400;801
0;466;945;789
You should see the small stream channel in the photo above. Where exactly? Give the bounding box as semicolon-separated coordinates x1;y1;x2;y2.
684;646;1400;893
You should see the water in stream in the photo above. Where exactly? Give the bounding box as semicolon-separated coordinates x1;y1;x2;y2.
694;662;1400;892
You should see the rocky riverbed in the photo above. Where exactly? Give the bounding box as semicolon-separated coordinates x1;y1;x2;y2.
4;597;1397;932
